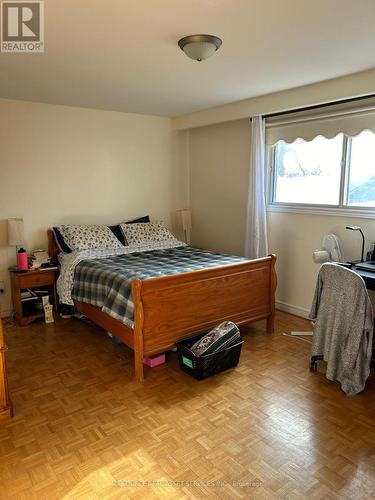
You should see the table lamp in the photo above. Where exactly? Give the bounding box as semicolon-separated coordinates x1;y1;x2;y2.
346;226;365;263
177;209;192;244
7;218;25;264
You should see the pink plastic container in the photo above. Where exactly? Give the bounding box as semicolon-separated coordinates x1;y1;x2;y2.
17;248;28;270
143;353;165;368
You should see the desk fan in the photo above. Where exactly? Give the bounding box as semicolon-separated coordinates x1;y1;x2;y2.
313;234;343;264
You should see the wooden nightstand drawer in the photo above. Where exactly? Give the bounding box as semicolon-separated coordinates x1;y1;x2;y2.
16;271;55;289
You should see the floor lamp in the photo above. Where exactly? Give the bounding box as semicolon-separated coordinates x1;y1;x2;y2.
177;209;192;244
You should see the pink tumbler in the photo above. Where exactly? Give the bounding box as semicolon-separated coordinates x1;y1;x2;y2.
17;248;28;270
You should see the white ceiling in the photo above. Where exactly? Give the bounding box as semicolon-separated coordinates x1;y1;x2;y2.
1;0;375;117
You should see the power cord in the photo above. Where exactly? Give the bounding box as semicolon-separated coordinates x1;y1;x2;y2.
282;332;313;344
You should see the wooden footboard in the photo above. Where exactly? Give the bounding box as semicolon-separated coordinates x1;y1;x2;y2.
140;255;276;355
74;254;276;382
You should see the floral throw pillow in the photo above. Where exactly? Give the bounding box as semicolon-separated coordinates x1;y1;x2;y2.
57;224;124;251
120;221;178;247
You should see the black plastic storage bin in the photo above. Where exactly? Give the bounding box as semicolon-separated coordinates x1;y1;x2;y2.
176;332;243;380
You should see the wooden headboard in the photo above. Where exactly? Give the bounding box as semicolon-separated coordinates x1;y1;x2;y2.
47;229;60;264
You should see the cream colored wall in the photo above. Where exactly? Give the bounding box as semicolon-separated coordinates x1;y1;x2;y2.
190;119;250;255
0;99;186;316
189;119;375;316
268;212;375;315
174;68;375;130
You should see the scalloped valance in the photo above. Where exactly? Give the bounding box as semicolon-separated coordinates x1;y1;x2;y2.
265;99;375;145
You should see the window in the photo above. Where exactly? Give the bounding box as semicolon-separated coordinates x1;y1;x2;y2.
269;130;375;211
347;131;375;207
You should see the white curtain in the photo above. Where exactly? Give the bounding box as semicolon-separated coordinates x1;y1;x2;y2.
244;115;268;259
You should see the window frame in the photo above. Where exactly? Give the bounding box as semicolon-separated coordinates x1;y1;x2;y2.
267;133;375;219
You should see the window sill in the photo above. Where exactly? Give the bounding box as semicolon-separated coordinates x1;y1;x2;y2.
267;204;375;219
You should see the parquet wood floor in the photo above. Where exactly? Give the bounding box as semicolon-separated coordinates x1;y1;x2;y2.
0;311;374;499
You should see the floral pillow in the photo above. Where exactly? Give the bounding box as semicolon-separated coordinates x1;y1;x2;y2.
57;224;125;251
120;221;178;247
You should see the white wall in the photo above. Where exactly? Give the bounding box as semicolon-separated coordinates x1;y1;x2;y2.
0;99;186;316
189;119;375;316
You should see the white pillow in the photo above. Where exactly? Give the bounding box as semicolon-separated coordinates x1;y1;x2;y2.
120;221;178;247
57;224;124;251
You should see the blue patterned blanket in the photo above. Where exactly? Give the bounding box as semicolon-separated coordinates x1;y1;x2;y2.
72;246;248;326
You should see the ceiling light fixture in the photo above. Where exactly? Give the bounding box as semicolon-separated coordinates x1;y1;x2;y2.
178;34;222;62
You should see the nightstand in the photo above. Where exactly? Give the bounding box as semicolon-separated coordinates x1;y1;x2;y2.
9;268;58;326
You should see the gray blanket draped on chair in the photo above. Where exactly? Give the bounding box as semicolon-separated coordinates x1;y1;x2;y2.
309;263;374;396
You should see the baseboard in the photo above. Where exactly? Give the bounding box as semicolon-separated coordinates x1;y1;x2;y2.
276;301;310;319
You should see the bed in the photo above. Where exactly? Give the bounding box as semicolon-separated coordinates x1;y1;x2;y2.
48;229;276;381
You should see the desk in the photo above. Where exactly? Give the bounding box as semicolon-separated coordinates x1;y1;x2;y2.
350;264;375;370
351;265;375;291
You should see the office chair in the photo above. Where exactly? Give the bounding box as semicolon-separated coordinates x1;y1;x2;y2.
309;263;374;396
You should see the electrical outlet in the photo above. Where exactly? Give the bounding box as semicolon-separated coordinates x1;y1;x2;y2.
0;280;5;293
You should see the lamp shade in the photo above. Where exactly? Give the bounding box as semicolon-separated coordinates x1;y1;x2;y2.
178;34;222;62
182;41;217;61
177;209;192;231
7;218;24;246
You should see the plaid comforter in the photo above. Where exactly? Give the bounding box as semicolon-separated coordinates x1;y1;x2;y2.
72;246;248;326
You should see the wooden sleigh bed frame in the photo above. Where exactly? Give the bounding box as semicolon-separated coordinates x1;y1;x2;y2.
48;230;276;381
